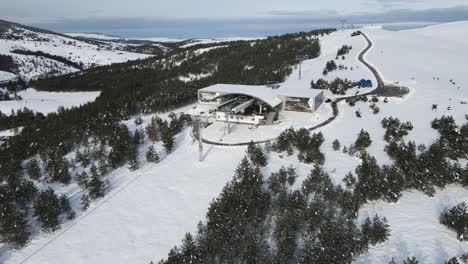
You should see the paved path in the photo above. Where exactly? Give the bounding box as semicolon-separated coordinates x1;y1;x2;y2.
194;32;406;146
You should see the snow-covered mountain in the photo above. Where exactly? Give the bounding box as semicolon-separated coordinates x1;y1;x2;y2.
0;20;151;82
1;21;467;264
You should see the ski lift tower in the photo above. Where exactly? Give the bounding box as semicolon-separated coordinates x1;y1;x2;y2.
195;116;206;162
296;55;308;80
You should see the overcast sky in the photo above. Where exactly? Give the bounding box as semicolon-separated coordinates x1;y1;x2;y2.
2;0;468;37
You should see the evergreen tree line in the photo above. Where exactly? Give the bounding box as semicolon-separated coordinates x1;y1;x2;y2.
0;113;190;246
158;144;389;264
271;127;325;165
0;54;17;73
0;28;333;247
311;77;358;95
11;49;84;70
323;60;337;75
337;45;352;56
158;116;468;263
0;107;45;130
440;202;467;241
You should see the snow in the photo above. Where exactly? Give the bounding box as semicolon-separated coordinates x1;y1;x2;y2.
63;32;123;41
199;84;283;107
0;27;151;80
180;37;266;48
2;21;468;264
137;37;187;43
202;104;333;144
1;115;247;264
356;185;468;263
0;88;100;115
0;71;17;82
278;30;377;100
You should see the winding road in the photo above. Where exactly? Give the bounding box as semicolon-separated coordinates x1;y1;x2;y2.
194;32;407;146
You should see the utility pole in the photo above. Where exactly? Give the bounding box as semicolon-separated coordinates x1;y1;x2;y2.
299;59;302;80
198;118;203;162
297;55;305;80
225;113;231;135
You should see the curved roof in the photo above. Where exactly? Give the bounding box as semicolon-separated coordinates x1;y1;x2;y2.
199;84;283;107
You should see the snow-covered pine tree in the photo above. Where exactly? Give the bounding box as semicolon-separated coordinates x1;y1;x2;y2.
33;188;61;232
146;145;159;163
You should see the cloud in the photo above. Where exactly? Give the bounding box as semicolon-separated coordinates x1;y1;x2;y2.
28;5;468;38
266;5;468;23
369;0;425;8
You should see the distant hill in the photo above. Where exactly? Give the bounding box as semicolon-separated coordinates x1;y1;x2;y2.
0;19;156;83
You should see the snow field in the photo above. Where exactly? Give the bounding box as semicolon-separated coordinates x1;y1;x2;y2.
0;27;151;80
0;88;101;116
2;22;468;264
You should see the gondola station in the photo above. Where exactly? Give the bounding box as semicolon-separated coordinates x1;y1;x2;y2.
197;84;325;125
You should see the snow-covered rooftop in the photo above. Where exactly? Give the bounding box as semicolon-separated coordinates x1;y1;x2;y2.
199;84;324;107
199;84;283;107
275;87;324;98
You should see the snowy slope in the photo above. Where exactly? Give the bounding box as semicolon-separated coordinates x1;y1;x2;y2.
0;107;248;264
0;28;378;264
0;88;100;115
180;37;266;48
357;185;468;263
0;26;150;81
0;70;16;82
348;22;468;263
63;32;123;41
2;22;468;264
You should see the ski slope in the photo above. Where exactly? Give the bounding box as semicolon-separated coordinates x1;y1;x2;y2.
0;70;16;82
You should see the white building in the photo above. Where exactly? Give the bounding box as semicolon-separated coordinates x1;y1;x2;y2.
198;84;324;125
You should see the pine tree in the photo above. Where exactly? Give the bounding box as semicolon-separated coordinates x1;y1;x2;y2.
440;202;467;241
161;128;175;153
34;188;61;232
355;129;372;152
247;141;267;167
26;158;41;180
128;143;139;170
81;194;90;210
343;172;356;188
332;139;341;151
88;164;105;199
404;256;419;264
180;233;201;264
146;145;160;163
76;171;89;189
0;202;31;247
361;214;390;246
59;194;76;220
446;257;460;264
133;129;144;145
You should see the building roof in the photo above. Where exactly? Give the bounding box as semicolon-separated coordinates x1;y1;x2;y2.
199;84;324;107
199;84;283;107
275;87;324;98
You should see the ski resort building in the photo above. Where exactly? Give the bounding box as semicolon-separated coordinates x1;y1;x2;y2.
197;84;324;125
